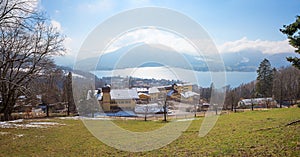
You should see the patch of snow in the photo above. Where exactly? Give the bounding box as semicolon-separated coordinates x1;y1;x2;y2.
82;117;112;121
27;119;51;122
22;124;47;128
16;134;24;137
0;122;14;128
29;122;65;126
0;120;65;128
0;132;10;135
58;116;112;121
8;119;24;123
175;118;195;122
72;73;86;79
58;116;80;120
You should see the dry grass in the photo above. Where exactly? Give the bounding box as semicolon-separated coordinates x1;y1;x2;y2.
0;108;299;156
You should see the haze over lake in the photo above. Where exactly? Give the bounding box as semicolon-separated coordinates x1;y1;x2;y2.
92;67;257;88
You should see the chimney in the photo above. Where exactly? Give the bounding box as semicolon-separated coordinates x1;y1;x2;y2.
102;85;110;93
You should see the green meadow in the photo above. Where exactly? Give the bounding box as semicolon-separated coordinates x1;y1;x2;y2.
0;108;299;156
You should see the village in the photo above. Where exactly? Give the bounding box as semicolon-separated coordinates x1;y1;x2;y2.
1;1;300;155
89;82;200;117
3;75;282;121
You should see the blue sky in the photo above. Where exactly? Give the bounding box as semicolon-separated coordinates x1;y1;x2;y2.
39;0;300;65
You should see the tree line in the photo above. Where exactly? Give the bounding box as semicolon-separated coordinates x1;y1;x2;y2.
223;61;300;110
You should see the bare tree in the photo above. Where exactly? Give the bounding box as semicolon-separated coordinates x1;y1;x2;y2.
225;90;236;111
273;67;300;107
224;81;256;111
143;104;149;121
0;0;65;120
0;0;39;29
273;68;284;108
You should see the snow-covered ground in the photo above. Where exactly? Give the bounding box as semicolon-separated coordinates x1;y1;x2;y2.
70;73;86;79
0;119;65;129
58;116;112;121
175;118;195;122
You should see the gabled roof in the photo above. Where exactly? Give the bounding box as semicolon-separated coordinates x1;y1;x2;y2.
110;89;139;100
239;97;274;106
180;91;199;98
138;93;150;97
174;83;194;87
134;88;149;93
149;87;160;94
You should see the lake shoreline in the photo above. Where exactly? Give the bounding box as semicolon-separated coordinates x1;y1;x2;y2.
91;67;257;88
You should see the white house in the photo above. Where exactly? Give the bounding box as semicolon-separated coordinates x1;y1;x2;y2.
238;97;277;108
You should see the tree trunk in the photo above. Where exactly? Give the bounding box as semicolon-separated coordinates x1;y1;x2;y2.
234;104;237;113
3;111;11;121
163;100;167;122
2;96;16;121
280;80;283;108
231;95;234;111
3;105;13;121
215;106;218;115
194;104;197;117
46;104;49;117
67;102;70;116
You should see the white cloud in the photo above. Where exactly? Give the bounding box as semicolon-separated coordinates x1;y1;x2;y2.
104;28;198;55
50;20;73;56
51;20;62;32
64;37;73;55
240;57;249;63
78;0;114;14
126;0;151;7
98;30;295;57
218;37;295;54
54;10;60;14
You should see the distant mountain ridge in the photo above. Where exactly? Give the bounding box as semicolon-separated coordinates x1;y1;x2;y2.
74;43;298;72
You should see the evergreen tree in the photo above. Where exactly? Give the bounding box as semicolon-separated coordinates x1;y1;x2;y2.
280;15;300;69
256;59;274;97
64;72;76;115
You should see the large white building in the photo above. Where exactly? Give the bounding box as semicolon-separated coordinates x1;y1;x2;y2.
238;98;277;108
98;86;139;112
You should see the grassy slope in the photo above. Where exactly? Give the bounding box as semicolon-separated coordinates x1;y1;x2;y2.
0;108;299;156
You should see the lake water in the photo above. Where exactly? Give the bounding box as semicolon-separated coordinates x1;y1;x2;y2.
92;67;257;88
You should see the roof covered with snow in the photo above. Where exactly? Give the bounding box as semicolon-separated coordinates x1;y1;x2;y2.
175;83;194;87
180;91;199;98
87;90;102;100
110;89;139;100
135;103;163;113
133;88;149;93
138;93;150;97
239;97;275;106
149;87;160;94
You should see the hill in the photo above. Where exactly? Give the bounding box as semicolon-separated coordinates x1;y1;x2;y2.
74;43;298;72
0;108;299;156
